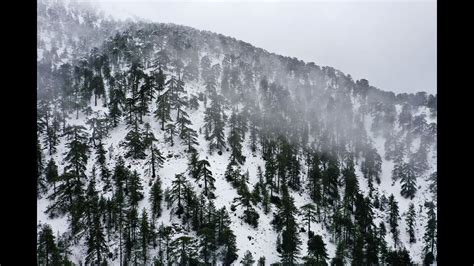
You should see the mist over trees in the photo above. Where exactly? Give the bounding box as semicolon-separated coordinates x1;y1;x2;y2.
37;0;437;264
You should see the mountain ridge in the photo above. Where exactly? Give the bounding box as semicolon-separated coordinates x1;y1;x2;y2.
37;0;437;265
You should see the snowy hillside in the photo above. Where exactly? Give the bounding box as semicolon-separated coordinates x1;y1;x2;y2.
37;0;437;265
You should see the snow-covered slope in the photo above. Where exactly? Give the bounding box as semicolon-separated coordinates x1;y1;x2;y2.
37;0;437;265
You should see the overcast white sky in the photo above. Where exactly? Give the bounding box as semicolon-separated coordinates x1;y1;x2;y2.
94;0;436;94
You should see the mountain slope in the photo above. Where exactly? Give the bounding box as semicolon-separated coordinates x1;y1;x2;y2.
37;1;437;265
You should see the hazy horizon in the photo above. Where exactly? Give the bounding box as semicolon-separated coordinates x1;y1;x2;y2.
93;0;437;95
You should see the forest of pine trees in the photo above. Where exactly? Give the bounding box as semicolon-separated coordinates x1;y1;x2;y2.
36;0;437;264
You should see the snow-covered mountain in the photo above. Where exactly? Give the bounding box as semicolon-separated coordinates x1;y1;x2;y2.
37;0;437;265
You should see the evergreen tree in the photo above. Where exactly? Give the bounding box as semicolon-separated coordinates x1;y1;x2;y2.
378;221;388;263
388;194;400;249
165;123;177;146
300;203;317;236
241;250;255;266
204;92;226;153
189;94;200;110
277;184;301;264
197;159;216;198
331;242;346;266
63;125;90;180
423;201;437;257
170;173;188;216
170;236;200;265
95;141;111;191
265;153;277;198
400;162;417;199
108;79;125;127
37;224;62;265
139;208;151;264
307;151;323;217
303;234;329;265
45;158;59;193
157;223;174;263
228;110;245;164
150;179;163;221
406;203;417;244
127;170;144;207
361;147;382;185
188;151;201;180
145;144;164;179
182;126;199;152
322;155;340;209
231;175;260;227
220;226;238;265
121;121;147;159
86;114;109;147
199;226;217;264
423;252;435;265
385;249;413;265
154;91;172;131
84;177;109;265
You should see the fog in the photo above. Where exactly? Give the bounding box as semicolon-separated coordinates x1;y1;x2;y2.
92;0;436;95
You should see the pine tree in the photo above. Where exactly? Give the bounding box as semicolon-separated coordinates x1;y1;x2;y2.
342;157;359;215
189;94;200;110
84;177;109;265
95;141;111;191
86;114;109;147
170;173;188;216
154;91;172;131
241;250;255;266
231;175;260;227
139;208;151;264
322;155;340;209
423;201;437;257
361;147;382;185
170;236;200;265
406;203;417;244
108;80;125;127
145;144;164;179
63;125;90;180
124;206;140;264
388;194;400;249
188;151;201;180
122;121;147;159
331;242;346;266
157;223;174;263
220;227;238;265
165;123;176;146
378;221;388;263
300;203;317;236
127;170;144;207
277;184;301;264
204;92;226;153
150;179;163;222
307;151;323;218
400;162;417;199
228;110;245;164
197;159;216;198
265;153;277;198
199;227;217;264
303;234;329;265
37;224;62;265
385;249;413;265
182;126;199;152
45;158;59;193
